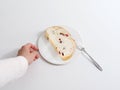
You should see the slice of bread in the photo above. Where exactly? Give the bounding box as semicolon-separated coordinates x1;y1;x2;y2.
45;26;76;60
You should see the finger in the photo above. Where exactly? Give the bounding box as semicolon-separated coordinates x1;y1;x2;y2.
31;45;39;51
30;47;39;53
25;43;39;51
30;48;34;53
32;51;40;61
31;51;39;61
22;43;34;51
25;43;33;48
35;52;40;59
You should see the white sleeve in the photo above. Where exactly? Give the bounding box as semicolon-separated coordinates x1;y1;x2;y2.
0;56;28;88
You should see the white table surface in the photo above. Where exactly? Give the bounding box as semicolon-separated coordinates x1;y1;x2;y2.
0;0;120;90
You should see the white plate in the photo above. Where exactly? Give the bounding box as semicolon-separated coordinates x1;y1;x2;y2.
37;26;82;65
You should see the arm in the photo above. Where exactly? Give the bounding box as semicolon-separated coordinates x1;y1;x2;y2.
0;56;28;87
0;43;40;88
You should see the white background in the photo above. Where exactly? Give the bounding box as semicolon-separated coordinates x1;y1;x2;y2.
0;0;120;90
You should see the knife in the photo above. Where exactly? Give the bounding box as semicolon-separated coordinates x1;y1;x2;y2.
78;47;103;71
74;30;103;71
63;26;103;71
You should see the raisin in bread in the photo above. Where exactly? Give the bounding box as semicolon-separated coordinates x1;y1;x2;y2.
45;26;76;60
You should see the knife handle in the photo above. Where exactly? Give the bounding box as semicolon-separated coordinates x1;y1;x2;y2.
79;47;103;71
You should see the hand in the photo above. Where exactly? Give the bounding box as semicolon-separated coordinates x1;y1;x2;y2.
17;43;40;64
